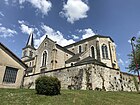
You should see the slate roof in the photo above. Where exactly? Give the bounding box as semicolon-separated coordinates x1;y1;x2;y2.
23;33;36;50
64;35;114;48
0;42;28;69
56;44;75;55
26;67;33;73
75;56;106;67
65;52;83;63
26;33;35;48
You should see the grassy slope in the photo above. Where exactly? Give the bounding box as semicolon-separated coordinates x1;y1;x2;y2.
0;89;140;105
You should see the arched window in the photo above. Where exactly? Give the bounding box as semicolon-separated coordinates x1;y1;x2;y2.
91;46;95;59
102;44;108;59
79;45;82;53
42;51;47;67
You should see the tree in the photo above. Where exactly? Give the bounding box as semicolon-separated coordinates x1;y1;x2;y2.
128;36;140;85
128;37;140;72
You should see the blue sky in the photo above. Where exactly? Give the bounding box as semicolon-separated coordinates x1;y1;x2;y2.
0;0;140;73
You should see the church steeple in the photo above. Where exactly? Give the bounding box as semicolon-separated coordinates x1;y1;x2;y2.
21;32;36;61
26;32;34;48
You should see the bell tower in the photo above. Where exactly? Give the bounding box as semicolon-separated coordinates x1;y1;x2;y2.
22;32;36;61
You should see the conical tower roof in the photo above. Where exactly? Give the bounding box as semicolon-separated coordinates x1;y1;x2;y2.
26;32;35;49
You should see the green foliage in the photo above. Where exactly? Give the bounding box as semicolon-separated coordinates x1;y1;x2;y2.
35;76;61;95
133;76;139;91
128;37;140;72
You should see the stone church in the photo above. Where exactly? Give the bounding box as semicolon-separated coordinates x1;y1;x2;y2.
22;33;139;91
22;33;118;74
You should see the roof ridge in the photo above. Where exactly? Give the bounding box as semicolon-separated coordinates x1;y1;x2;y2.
0;42;28;68
64;35;114;48
56;44;75;55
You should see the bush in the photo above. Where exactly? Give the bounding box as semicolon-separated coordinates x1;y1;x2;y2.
35;76;61;95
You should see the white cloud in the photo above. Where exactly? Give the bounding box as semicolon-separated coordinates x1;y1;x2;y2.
34;24;75;48
118;58;124;66
125;60;129;64
34;27;42;37
34;35;46;48
4;0;9;5
137;31;140;37
18;20;26;24
18;20;33;34
79;28;95;39
20;24;33;34
0;12;4;17
0;26;17;38
19;0;25;4
128;39;131;44
19;0;52;15
60;0;89;24
71;34;79;40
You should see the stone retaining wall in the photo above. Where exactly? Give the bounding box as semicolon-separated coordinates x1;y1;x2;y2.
23;64;139;91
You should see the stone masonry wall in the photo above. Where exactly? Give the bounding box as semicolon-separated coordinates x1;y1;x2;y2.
24;64;139;91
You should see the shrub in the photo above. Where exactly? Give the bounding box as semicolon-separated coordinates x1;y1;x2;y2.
35;76;61;95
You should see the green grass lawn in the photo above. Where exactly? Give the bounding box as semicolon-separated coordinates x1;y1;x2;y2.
0;89;140;105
